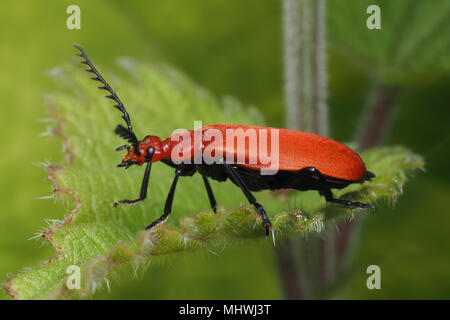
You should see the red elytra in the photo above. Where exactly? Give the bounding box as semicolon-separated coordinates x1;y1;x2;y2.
124;124;366;182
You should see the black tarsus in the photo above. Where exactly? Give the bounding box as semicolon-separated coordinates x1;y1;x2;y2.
202;175;217;213
222;162;272;236
313;168;376;210
113;148;154;207
73;44;140;155
117;160;139;169
363;170;375;182
321;189;376;210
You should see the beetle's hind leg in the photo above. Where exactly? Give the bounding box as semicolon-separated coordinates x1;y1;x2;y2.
320;189;375;211
309;166;375;211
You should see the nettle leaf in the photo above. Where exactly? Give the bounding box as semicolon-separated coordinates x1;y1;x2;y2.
328;0;450;83
3;61;424;299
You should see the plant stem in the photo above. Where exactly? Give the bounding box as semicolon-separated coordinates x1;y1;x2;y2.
279;0;399;299
313;0;328;137
275;239;304;299
278;0;328;299
358;86;400;151
283;0;303;131
283;0;327;135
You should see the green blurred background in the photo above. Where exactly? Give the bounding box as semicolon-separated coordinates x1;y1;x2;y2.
1;0;449;299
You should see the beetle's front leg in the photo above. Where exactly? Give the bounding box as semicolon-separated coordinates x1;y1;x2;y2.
114;159;152;207
114;147;154;207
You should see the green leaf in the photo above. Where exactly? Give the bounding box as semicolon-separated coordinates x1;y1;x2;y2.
328;0;450;83
3;61;424;299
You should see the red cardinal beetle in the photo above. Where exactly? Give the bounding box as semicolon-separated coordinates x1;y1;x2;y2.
74;45;375;236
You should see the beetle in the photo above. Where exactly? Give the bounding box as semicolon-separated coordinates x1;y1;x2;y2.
74;44;375;236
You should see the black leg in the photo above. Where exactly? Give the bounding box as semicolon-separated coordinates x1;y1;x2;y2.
145;170;181;230
308;166;375;210
321;189;375;210
222;163;272;236
114;148;154;207
202;175;217;213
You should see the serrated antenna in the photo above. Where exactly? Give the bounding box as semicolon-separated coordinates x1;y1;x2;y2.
73;44;139;152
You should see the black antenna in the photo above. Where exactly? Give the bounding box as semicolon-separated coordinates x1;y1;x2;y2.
74;44;140;154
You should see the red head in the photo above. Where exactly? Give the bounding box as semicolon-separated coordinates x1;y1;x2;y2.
118;135;169;168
